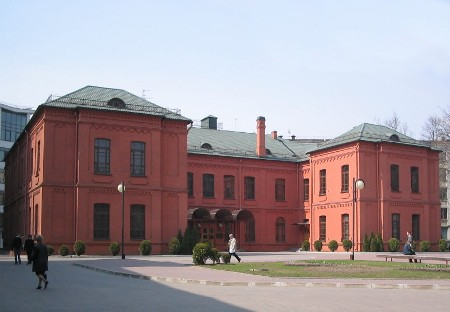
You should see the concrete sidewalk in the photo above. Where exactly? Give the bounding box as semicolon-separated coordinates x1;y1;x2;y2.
68;251;450;290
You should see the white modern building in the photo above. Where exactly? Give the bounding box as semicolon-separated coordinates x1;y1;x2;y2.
0;102;34;249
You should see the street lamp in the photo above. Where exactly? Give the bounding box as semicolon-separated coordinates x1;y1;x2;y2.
351;178;365;260
117;181;126;259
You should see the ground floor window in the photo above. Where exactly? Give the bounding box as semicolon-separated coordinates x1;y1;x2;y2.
130;204;145;240
392;213;400;240
276;217;285;242
94;203;110;240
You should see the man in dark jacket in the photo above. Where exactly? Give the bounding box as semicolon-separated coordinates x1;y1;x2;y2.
32;235;49;290
24;235;35;265
12;234;23;264
403;243;418;263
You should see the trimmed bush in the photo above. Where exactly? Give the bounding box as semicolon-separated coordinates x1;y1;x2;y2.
438;239;447;252
220;252;231;264
328;240;338;252
419;240;431;252
301;240;310;251
73;240;86;256
110;242;120;256
59;244;70;256
192;242;212;265
168;237;181;255
388;238;400;252
363;234;370;252
139;240;152;255
314;240;323;252
342;239;352;252
47;246;54;256
376;233;384;252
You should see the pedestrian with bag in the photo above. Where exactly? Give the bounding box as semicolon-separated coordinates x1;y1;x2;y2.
24;234;35;265
228;233;241;263
12;234;23;264
32;235;49;290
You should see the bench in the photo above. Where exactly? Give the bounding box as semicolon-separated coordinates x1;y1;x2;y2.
376;254;450;266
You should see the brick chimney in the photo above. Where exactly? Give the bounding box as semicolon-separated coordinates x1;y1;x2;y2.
256;116;266;157
271;131;277;140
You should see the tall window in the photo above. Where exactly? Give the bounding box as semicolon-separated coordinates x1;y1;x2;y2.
412;214;420;241
1;109;28;142
341;214;349;240
130;204;145;240
245;218;256;242
94;138;111;174
244;176;255;200
187;172;194;197
94;203;110;240
276;217;285;242
391;164;400;192
319;169;326;195
392;213;400;240
442;208;448;220
411;167;419;193
0;147;9;161
303;178;310;201
36;141;41;176
275;178;285;201
341;165;349;192
319;216;326;241
203;173;215;198
130;141;145;176
224;175;235;199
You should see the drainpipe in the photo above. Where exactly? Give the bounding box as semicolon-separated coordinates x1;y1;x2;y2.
238;159;242;210
74;109;80;242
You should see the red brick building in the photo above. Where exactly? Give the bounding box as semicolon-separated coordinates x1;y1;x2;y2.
4;86;442;254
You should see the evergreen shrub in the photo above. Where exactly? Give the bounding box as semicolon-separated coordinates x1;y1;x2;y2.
314;240;323;252
419;240;430;252
328;240;338;252
73;240;86;256
59;244;70;256
438;239;448;252
301;240;310;251
110;242;120;256
342;239;352;252
139;240;152;255
388;238;400;252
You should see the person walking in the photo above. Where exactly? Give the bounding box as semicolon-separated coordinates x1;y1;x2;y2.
12;234;23;264
406;231;413;244
24;235;35;265
228;234;241;263
32;235;49;290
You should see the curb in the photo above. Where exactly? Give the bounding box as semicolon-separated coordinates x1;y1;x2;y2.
72;263;450;290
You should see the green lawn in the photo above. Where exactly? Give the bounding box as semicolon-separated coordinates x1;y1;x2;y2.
207;260;450;279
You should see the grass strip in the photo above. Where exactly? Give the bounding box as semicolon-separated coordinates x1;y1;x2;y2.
207;260;450;279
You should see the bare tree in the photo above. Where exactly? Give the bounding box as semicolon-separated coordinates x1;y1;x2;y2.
422;115;442;141
383;112;409;135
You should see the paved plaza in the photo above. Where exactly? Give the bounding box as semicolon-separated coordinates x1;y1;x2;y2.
1;251;449;311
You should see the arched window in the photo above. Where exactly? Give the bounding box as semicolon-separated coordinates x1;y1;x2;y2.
201;143;213;150
276;217;285;242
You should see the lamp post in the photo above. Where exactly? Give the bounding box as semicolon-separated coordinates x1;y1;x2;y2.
117;181;126;259
351;178;365;260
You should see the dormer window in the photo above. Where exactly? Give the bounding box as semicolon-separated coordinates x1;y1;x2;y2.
107;98;126;109
389;134;400;142
201;143;213;150
266;149;272;155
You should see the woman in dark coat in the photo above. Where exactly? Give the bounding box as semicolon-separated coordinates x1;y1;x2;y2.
32;235;49;289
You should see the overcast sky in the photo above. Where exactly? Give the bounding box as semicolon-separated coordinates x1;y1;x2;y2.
1;0;449;139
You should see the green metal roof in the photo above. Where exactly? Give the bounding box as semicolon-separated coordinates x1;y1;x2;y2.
188;123;438;162
42;85;191;122
308;123;436;154
188;127;319;162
